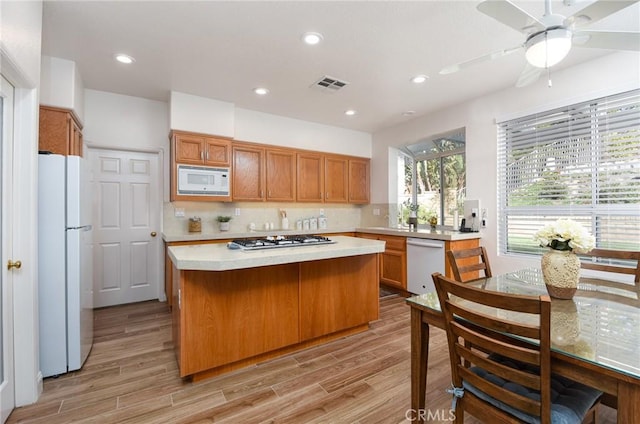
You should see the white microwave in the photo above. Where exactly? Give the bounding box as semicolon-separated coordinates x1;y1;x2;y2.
177;164;230;196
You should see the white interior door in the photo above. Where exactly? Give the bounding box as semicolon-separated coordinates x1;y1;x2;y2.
0;74;16;422
90;148;161;308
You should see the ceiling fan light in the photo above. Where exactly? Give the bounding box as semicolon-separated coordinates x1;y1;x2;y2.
525;28;572;68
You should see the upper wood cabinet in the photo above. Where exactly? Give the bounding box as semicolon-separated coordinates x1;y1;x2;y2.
39;106;83;156
232;144;265;201
296;152;324;202
266;149;296;201
232;143;296;202
324;156;349;203
172;131;231;167
348;158;370;204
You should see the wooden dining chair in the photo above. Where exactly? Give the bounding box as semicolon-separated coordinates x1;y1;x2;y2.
432;272;602;424
580;248;640;286
447;246;492;283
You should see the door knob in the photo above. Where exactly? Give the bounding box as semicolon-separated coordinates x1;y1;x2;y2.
151;232;157;237
7;260;22;270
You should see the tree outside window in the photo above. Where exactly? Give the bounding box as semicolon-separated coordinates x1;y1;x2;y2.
398;129;466;228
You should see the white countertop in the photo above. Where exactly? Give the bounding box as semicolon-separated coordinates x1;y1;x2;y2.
163;226;481;243
162;227;356;243
167;235;386;271
355;227;482;241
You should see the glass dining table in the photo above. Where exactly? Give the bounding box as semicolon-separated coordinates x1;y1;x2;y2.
405;268;640;424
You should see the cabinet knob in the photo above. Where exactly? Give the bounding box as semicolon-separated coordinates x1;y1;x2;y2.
151;232;157;237
7;260;22;270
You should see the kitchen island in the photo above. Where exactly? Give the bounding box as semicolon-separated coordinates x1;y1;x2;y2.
167;236;385;381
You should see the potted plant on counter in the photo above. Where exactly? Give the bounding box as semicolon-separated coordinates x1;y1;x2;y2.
216;215;232;232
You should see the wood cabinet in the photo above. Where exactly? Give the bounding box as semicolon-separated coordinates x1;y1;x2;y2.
232;144;264;201
39;106;83;156
296;152;324;202
348;158;370;204
356;233;407;290
172;131;231;167
266;149;296;201
232;142;296;202
324;156;349;203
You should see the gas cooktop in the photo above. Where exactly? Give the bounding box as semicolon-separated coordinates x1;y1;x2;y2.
227;235;335;250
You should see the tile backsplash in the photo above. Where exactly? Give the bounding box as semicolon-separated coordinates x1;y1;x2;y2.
164;201;375;235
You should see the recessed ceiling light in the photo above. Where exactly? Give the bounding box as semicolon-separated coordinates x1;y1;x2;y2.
253;87;269;96
411;75;429;84
402;111;416;116
115;54;135;64
345;110;356;116
302;32;323;45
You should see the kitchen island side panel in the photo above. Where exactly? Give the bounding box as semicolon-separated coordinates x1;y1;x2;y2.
179;264;300;377
300;254;379;341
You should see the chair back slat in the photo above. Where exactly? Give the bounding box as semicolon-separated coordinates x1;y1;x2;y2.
447;246;492;282
447;302;541;340
580;248;640;284
452;322;541;367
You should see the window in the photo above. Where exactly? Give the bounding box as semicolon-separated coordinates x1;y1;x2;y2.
397;129;466;227
497;89;640;256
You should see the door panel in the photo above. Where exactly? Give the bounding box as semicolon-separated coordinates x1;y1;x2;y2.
90;149;160;307
0;74;15;422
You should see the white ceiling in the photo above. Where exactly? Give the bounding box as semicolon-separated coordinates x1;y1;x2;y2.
41;1;640;133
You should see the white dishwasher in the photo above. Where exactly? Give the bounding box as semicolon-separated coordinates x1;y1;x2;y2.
407;238;445;294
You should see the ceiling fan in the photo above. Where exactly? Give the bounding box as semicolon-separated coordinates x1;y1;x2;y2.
440;0;640;87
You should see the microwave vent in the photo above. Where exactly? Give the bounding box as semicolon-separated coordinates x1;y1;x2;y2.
311;76;349;93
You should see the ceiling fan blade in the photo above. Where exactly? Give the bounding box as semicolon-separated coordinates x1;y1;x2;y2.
439;46;522;75
477;0;545;34
565;0;639;28
515;64;542;88
574;30;640;50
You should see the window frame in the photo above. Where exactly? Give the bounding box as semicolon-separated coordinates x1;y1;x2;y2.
497;89;640;257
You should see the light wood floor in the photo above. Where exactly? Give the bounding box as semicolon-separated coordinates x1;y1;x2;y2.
9;295;616;423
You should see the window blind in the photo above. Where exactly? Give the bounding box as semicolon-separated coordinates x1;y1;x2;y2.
497;89;640;256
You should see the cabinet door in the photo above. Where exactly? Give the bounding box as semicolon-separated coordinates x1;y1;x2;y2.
204;138;231;167
324;156;348;203
266;149;296;201
348;158;370;204
39;106;82;156
174;134;205;164
232;145;265;201
380;250;407;289
297;153;323;202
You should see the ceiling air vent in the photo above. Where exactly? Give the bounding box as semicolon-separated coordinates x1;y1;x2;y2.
311;76;349;93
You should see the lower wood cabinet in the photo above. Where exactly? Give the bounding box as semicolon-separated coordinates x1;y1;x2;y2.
355;232;482;289
356;233;407;290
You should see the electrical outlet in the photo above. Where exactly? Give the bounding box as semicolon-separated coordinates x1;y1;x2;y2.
320;208;325;216
174;208;185;217
373;208;380;216
235;208;241;216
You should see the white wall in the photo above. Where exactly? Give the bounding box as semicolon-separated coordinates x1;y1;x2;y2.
0;0;43;406
170;91;234;137
40;56;85;124
235;108;372;157
373;52;640;275
84;89;170;200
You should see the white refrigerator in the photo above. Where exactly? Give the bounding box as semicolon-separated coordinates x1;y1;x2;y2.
38;152;94;377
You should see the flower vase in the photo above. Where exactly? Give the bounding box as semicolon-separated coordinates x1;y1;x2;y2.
541;241;580;299
219;222;230;232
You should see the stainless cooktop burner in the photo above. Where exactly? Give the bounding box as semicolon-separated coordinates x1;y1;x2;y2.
227;235;335;250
